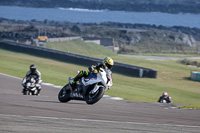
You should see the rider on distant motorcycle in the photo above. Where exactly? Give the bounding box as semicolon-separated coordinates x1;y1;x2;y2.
22;64;42;95
70;57;114;88
158;92;172;103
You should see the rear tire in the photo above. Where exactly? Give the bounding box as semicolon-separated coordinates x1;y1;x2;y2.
58;85;71;103
85;87;104;105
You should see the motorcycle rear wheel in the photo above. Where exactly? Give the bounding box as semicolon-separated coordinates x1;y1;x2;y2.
58;85;71;103
85;87;104;105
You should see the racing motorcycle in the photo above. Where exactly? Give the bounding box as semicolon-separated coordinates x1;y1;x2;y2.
22;75;38;95
58;68;113;104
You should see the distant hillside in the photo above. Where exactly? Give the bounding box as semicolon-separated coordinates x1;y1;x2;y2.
1;0;200;14
1;18;200;54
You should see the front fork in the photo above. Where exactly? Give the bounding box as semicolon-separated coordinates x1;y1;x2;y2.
89;84;103;94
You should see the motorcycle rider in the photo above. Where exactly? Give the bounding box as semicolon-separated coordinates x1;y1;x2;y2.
22;64;42;95
70;57;114;89
158;92;172;103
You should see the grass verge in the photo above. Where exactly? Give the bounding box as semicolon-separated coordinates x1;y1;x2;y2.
178;104;200;109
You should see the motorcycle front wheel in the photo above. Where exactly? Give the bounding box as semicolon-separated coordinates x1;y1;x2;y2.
58;84;71;103
23;90;28;95
23;89;30;95
85;87;104;105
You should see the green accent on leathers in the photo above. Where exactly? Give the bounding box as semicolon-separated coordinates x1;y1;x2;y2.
71;70;89;84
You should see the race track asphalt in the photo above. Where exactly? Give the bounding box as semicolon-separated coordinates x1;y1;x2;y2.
0;73;200;133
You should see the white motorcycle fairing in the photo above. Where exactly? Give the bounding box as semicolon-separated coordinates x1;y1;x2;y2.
81;68;112;92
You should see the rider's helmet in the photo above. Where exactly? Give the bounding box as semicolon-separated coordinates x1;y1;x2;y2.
163;92;168;98
30;64;37;73
103;57;114;70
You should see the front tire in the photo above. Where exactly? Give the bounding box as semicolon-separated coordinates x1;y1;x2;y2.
58;85;71;103
23;90;28;95
85;87;105;105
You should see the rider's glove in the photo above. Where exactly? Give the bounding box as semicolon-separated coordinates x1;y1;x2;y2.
93;69;98;73
89;66;98;73
89;66;94;72
91;67;94;72
91;68;98;73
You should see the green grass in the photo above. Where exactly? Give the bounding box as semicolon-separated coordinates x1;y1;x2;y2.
47;39;117;58
0;48;86;86
178;104;200;109
1;40;200;108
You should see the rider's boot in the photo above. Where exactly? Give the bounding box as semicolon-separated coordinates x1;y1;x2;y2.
70;79;76;86
69;79;78;92
70;70;89;91
35;84;41;96
69;74;82;90
70;75;80;85
36;89;41;96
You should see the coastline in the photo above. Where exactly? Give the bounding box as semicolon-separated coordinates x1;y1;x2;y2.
1;0;200;14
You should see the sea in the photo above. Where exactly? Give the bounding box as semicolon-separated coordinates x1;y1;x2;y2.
0;6;200;28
